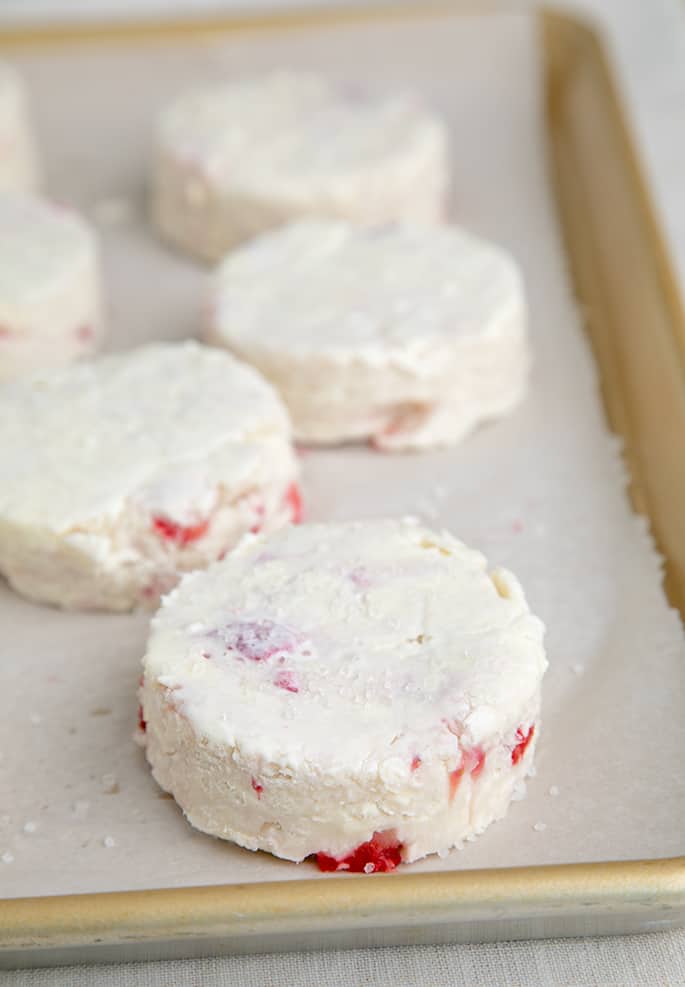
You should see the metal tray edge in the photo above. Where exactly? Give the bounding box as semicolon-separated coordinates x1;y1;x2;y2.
0;2;684;964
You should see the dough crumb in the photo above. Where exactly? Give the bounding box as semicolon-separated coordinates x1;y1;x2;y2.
101;773;120;795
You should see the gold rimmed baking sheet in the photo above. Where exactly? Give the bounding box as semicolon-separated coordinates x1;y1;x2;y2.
0;3;683;968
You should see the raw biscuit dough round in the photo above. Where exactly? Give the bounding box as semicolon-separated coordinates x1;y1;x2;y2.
208;219;529;450
0;193;103;381
0;341;300;611
0;62;39;194
140;518;546;871
152;71;449;261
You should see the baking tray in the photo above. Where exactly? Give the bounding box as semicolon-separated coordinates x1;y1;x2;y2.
0;2;684;969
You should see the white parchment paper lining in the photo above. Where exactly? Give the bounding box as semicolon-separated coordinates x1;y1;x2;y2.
1;11;683;897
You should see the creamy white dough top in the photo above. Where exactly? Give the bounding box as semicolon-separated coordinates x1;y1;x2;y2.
0;194;95;314
156;72;448;203
144;519;547;769
213;219;525;363
0;341;292;532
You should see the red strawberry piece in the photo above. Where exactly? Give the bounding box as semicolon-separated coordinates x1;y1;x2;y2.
449;746;486;800
152;516;209;546
316;832;402;874
251;777;263;799
511;724;534;765
220;619;298;662
274;670;299;693
284;483;303;524
448;765;464;801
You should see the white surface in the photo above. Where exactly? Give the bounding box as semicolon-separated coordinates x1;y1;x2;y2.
0;1;684;985
211;219;528;448
5;937;685;987
141;519;544;863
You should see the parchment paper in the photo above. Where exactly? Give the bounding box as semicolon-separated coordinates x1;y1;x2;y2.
1;10;684;898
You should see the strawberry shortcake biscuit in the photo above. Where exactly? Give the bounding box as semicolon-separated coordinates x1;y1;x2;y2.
0;342;299;611
0;193;103;380
140;519;546;871
0;62;39;193
151;71;449;261
207;219;529;450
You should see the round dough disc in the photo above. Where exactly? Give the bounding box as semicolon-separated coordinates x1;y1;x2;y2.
152;72;449;261
141;518;546;870
209;219;529;450
0;342;300;611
